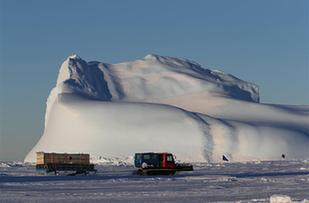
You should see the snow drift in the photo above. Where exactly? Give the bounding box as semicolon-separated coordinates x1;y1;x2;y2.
24;54;309;163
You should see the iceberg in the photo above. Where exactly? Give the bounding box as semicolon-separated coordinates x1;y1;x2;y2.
24;54;309;163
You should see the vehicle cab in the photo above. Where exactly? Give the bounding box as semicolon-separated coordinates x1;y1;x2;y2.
134;152;176;169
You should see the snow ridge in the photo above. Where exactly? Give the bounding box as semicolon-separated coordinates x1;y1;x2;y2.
55;54;259;103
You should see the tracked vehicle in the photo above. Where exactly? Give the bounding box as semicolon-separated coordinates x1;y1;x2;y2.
134;152;193;175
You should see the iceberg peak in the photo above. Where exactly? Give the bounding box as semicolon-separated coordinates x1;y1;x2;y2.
54;54;260;102
68;53;81;60
144;53;161;60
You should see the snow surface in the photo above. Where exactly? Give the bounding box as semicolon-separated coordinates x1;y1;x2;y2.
24;54;309;163
1;161;309;202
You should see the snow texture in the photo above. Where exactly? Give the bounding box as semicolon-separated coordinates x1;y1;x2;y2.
24;54;309;163
1;161;309;202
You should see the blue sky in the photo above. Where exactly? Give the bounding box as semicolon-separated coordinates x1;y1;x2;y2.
0;0;308;161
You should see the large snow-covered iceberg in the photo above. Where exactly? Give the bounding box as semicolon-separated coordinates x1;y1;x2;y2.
24;54;309;163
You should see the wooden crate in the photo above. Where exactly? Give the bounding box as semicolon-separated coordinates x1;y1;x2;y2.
36;152;90;165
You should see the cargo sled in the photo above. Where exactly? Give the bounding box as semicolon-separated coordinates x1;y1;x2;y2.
36;152;96;175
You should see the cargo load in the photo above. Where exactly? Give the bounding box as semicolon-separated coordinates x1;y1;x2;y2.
36;152;96;175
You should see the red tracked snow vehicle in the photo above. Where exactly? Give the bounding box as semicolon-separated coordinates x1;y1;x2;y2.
134;152;193;175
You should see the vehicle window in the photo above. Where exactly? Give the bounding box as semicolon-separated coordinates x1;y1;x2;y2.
152;154;158;160
167;155;173;162
143;154;150;160
135;154;141;160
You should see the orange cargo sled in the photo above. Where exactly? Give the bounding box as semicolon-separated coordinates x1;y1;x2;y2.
36;152;96;175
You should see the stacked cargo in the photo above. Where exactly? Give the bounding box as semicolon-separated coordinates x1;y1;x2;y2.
36;152;90;165
36;152;96;175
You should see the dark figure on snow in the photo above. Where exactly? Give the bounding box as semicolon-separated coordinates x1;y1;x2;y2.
282;154;285;159
222;155;229;162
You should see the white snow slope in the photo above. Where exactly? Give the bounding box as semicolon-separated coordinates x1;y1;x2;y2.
24;54;309;163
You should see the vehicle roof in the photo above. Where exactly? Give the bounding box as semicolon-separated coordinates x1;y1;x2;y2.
135;152;172;155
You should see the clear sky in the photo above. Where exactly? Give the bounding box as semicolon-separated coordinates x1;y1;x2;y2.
0;0;308;161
